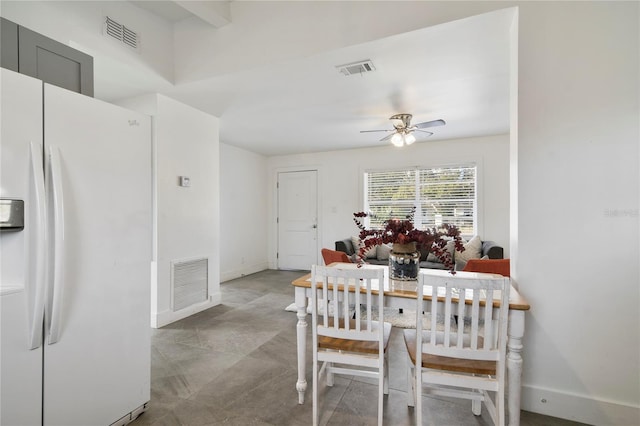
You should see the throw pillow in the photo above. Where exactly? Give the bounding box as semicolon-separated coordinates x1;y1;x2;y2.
376;244;392;261
350;235;359;253
427;239;456;263
351;235;377;259
455;235;483;269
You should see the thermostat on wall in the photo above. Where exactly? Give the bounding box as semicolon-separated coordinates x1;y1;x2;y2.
178;176;191;187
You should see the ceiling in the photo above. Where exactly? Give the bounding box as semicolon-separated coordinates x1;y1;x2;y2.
109;4;512;157
131;1;194;21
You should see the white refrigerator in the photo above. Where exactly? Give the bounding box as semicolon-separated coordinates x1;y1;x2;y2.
0;68;151;425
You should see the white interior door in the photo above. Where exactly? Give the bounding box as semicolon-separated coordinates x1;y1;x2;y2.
277;170;318;270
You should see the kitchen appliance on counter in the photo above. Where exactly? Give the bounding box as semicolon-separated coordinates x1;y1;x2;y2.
0;68;151;426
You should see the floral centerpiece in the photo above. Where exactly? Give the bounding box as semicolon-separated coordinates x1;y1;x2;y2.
353;208;465;273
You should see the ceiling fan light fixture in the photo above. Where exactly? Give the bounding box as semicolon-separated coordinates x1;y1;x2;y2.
404;133;416;145
360;113;446;147
391;133;404;147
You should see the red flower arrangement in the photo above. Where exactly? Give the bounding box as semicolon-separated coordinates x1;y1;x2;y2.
353;208;465;273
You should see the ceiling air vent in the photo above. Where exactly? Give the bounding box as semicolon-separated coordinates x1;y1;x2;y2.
336;60;376;76
104;16;138;50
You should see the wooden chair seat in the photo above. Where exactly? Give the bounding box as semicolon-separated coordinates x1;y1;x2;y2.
319;319;391;354
403;329;496;375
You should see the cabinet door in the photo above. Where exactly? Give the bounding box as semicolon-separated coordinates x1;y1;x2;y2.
0;18;19;72
18;25;93;97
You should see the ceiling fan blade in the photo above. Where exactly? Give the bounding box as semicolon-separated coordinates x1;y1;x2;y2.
414;129;434;137
380;133;395;142
414;119;446;129
360;129;393;133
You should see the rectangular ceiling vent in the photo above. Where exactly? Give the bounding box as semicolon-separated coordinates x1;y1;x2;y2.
336;60;376;76
104;16;138;50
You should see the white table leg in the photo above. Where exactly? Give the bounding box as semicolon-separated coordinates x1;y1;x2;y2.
295;287;308;404
507;309;525;426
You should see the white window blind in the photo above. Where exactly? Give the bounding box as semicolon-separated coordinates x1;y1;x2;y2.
365;165;476;235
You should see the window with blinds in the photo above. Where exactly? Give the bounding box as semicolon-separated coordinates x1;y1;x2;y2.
364;165;476;236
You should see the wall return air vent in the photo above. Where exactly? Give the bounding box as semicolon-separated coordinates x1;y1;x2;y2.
104;16;138;50
171;258;208;312
336;60;376;76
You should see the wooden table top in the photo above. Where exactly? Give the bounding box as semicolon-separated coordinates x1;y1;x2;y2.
292;263;530;311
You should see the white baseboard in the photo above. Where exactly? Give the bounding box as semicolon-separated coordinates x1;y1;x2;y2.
220;262;269;283
151;293;222;328
521;384;639;425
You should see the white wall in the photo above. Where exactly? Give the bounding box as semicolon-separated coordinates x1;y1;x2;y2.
118;94;221;328
266;134;510;270
515;2;639;423
219;143;269;282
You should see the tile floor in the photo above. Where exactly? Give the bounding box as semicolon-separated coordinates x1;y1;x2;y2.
130;269;586;426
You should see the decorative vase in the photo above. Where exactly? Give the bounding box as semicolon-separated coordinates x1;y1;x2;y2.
389;242;420;281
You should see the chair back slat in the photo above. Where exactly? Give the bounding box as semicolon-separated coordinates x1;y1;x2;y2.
322;276;329;328
367;286;373;331
343;277;350;330
336;276;340;330
356;278;362;331
470;289;480;350
483;288;494;350
427;288;435;345
456;287;466;348
443;287;453;347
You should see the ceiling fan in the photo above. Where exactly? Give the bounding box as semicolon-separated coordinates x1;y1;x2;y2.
360;113;446;147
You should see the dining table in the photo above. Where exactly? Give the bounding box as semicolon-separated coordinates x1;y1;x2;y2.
291;262;530;426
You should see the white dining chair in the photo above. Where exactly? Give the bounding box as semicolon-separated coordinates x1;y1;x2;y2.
310;265;390;426
404;270;510;426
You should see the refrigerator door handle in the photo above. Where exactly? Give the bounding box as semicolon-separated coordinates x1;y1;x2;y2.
47;146;65;345
28;142;46;350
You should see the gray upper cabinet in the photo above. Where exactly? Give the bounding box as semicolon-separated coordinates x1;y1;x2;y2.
1;17;93;97
1;18;19;72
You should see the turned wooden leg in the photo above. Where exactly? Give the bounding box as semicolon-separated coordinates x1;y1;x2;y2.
507;310;525;426
295;289;308;404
